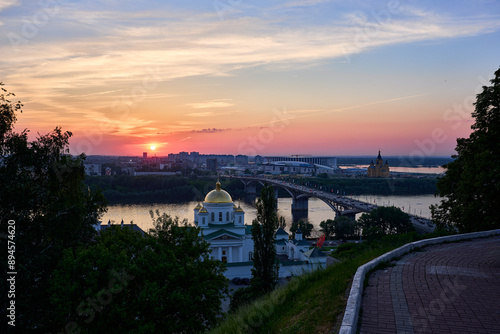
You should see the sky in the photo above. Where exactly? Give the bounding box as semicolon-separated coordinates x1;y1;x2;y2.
1;0;499;157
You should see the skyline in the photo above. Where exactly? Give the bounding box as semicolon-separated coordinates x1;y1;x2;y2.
1;1;499;157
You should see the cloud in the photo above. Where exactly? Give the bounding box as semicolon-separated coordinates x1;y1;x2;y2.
1;2;499;139
186;110;240;117
186;99;234;109
0;0;19;12
271;0;333;10
186;111;216;117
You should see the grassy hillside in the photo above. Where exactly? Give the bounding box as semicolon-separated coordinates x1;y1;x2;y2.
210;233;422;334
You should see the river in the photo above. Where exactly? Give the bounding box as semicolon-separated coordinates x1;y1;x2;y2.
345;165;445;174
102;194;441;236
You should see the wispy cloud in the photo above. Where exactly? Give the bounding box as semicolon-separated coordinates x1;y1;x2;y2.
0;0;19;12
186;99;234;109
186;110;240;117
1;1;499;142
270;0;333;10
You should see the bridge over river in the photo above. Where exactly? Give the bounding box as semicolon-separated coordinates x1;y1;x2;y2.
226;175;435;234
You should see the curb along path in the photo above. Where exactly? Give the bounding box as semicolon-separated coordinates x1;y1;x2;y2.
358;236;500;334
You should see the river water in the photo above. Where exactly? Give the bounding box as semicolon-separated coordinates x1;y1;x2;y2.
102;194;440;236
346;165;444;174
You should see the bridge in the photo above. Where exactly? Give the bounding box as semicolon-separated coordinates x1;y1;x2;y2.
227;175;435;234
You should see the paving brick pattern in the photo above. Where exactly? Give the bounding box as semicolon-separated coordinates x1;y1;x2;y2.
359;236;500;334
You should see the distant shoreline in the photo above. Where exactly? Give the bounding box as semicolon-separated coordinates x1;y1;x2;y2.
85;174;438;205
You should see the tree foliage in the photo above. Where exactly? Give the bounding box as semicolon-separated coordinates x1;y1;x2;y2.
431;67;500;233
250;184;280;293
0;83;107;331
231;185;280;311
320;216;358;240
319;219;335;240
358;207;414;242
277;216;287;230
50;213;228;333
84;175;246;204
290;220;314;239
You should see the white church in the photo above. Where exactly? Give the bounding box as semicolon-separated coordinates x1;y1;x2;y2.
194;180;327;278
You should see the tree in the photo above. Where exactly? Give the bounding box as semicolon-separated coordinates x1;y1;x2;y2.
320;217;357;240
431;67;500;233
231;185;280;311
250;184;280;293
334;216;357;240
358;207;414;241
320;219;335;240
50;213;228;333
290;220;314;239
0;83;107;331
277;216;287;229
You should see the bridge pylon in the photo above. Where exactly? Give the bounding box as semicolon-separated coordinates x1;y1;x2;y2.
291;196;308;212
243;183;257;195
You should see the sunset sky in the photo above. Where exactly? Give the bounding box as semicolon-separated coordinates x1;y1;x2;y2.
1;0;499;157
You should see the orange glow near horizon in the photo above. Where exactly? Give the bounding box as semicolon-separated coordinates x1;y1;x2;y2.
4;0;496;158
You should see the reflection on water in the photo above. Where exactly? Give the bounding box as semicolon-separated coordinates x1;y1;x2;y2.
102;194;441;237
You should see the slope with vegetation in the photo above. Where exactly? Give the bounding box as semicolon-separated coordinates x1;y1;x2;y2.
211;233;431;334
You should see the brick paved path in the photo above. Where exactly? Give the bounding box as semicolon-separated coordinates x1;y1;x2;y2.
359;236;500;334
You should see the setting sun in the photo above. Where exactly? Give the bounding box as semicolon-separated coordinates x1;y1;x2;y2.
150;145;156;151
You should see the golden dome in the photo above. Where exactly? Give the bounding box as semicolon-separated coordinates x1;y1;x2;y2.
204;181;233;203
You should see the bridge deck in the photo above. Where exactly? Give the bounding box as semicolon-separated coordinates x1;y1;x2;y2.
229;175;435;233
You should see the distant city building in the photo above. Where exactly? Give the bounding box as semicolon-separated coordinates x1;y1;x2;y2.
262;161;337;176
254;155;263;165
190;151;200;163
206;158;217;171
235;154;249;165
105;167;112;176
367;151;390;177
84;163;101;176
263;161;316;175
264;156;337;168
143;152;147;159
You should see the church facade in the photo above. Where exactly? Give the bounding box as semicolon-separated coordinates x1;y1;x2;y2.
367;151;390;177
194;181;327;278
193;180;253;263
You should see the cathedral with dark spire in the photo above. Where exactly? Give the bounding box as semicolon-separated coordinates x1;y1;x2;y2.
367;150;390;177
